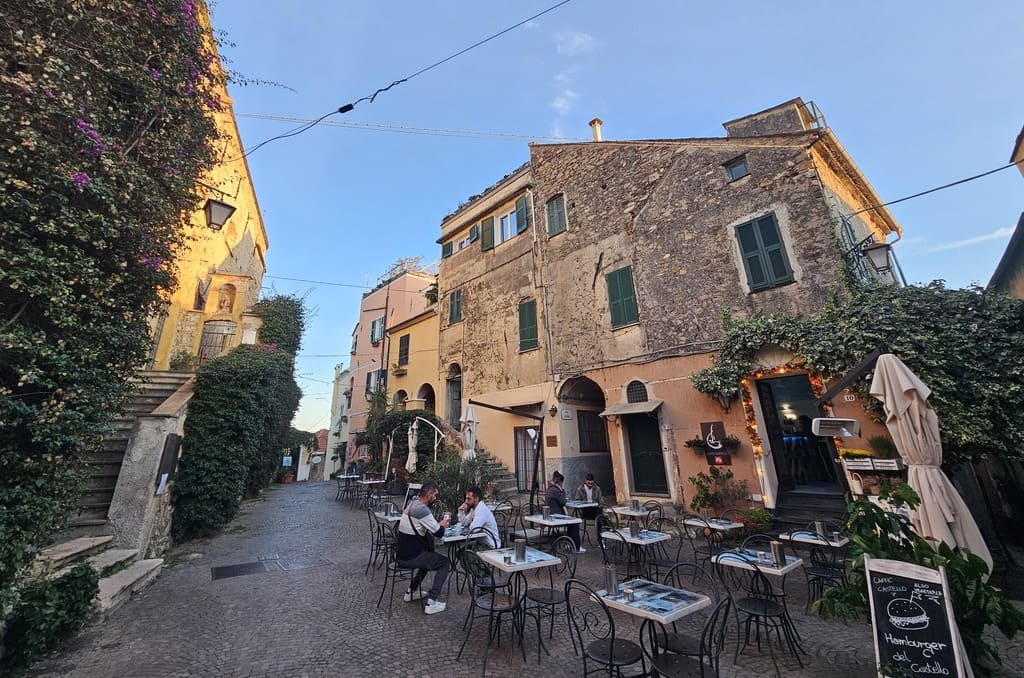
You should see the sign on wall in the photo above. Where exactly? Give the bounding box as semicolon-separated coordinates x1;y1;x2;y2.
282;456;293;468
699;421;727;450
865;556;965;678
705;452;732;466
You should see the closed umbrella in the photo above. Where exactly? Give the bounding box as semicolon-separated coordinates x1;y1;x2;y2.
869;354;992;571
406;420;418;473
460;405;479;461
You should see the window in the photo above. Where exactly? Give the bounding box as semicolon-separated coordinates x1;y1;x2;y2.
577;410;610;452
735;212;793;291
441;241;453;258
605;266;639;328
480;195;530;250
725;156;749;181
626;380;648;403
480;216;495;251
369;316;385;344
518;300;538;351
546;194;567;236
449;288;463;324
397;334;410;366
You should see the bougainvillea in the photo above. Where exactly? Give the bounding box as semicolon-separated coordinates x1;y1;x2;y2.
0;0;225;598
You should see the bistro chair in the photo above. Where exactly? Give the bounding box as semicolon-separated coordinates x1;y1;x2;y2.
564;578;646;678
457;550;526;676
653;563;720;661
789;529;847;613
643;500;664;528
719;509;751;544
595;514;634;575
682;514;724;571
644;517;684;581
364;507;392;576
714;551;802;667
375;522;421;618
641;596;731;678
523;536;578;661
510;503;551;550
805;520;845;538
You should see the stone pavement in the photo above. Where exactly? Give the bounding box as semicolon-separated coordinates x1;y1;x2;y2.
28;482;1024;678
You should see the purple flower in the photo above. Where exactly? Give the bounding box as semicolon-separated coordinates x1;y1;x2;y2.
71;172;91;191
149;68;161;80
147;2;157;19
142;255;164;270
43;88;55;99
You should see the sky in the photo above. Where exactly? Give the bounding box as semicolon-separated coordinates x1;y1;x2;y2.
209;0;1024;432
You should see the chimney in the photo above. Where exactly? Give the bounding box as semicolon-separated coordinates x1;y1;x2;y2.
588;117;603;142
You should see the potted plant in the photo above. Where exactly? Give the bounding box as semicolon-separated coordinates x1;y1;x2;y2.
687;467;748;513
683;434;741;454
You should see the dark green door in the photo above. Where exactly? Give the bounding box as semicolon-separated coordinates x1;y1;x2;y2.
625;413;667;494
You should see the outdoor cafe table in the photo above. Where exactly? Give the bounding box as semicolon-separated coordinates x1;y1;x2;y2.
485;502;513;513
355;478;385;508
608;505;649;520
601;527;671;577
711;548;804;577
477;546;560;574
373;511;400;524
523;513;582;528
596;578;711;625
438;525;488;591
683;517;744;533
778;531;850;548
565;500;598;511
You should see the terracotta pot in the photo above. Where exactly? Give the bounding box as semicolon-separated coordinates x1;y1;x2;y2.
282;474;295;484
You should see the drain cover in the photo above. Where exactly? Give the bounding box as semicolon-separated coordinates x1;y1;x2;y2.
210;561;271;580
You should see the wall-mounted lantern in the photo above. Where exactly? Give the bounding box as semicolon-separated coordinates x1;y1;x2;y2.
203;198;236;231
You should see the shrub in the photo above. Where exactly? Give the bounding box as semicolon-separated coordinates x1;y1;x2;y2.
1;564;99;672
409;446;484;512
687;467;747;512
1;0;222;601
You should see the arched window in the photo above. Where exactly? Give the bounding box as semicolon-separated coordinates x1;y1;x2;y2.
393;390;408;410
626;380;648;403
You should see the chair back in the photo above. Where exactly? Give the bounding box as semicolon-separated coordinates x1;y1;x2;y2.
595;514;629;566
662;562;719;602
714;550;777;603
642;500;663;527
466;524;499;550
683;513;725;553
550;535;579;579
648;516;684;561
790;530;841;572
699;596;732;673
564;579;618;658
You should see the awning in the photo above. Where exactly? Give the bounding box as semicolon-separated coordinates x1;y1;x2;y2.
600;399;664;417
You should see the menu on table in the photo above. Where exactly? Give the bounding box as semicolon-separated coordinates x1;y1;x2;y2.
601;579;703;616
491;548;556;564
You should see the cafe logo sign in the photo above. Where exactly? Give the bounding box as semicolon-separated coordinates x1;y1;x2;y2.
699;421;726;450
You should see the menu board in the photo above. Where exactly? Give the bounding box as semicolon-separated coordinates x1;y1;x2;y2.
865;556;964;678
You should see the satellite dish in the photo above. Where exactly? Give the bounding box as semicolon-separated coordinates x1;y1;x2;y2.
811;417;861;437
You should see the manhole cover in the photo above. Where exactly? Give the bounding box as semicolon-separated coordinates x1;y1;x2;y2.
210;561;271;580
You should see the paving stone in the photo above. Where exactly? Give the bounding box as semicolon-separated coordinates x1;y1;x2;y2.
26;482;1024;677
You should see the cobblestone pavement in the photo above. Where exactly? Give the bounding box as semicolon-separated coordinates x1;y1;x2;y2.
29;482;1024;678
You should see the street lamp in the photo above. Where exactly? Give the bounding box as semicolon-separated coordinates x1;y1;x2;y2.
860;241;892;274
203;198;236;231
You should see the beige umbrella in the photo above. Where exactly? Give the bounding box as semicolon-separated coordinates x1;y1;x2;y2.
869;354;992;571
460;405;479;461
406;420;418;473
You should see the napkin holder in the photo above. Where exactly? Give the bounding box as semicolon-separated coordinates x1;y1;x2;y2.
604;565;619;596
770;540;785;567
628;520;640;538
514;538;526;562
542;506;551;519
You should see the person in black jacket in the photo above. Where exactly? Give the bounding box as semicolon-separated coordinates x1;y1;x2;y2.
545;471;584;553
397;482;450;614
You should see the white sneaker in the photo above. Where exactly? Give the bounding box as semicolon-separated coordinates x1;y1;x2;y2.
424;599;446;615
576;548;587;554
403;589;425;602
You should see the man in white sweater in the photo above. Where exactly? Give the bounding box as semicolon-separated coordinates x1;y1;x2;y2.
457;485;501;548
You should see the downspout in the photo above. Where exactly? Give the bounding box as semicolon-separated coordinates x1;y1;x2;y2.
528;188;558;381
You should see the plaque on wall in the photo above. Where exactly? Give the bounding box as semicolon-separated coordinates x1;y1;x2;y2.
705;452;732;466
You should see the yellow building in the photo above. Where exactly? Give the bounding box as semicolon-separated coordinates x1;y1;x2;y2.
147;4;268;370
385;305;440;412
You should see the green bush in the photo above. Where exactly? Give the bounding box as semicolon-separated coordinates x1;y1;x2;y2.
409;447;484;512
1;563;99;672
0;0;222;601
172;344;299;541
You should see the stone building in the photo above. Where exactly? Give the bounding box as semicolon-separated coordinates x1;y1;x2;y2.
436;98;901;517
346;270;435;462
988;125;1024;299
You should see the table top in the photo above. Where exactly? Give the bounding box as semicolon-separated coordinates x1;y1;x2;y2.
683;517;744;532
712;549;804;577
337;474;360;479
440;526;488;544
597;578;711;624
357;479;385;485
524;513;583;527
609;506;650;517
477;547;560;573
484;503;513;513
778;531;849;547
600;528;672;546
373;511;401;523
565;500;599;509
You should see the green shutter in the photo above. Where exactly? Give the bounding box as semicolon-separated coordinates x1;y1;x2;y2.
449;289;462;324
756;214;792;285
480;216;495;251
546;195;566;235
736;213;791;291
441;241;453;258
736;222;768;290
518;300;538;351
515;196;530;234
398;334;410;365
468;223;479;242
606;267;638;328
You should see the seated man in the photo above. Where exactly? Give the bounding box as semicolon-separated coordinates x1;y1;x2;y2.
546;471;584;553
573;472;604;521
457;485;501;548
397;482;450;614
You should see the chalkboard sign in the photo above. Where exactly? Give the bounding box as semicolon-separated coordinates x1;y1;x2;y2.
865;556;965;678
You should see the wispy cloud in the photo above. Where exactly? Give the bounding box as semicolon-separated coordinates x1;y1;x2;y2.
922;227;1015;253
551;90;578;116
554;30;595;56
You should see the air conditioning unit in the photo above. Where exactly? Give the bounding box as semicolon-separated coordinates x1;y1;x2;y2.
811;417;861;437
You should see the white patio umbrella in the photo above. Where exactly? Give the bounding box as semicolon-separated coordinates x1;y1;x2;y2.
460;405;479;461
406;420;418;473
869;354;993;572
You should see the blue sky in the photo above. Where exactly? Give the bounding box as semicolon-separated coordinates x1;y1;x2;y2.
210;1;1024;431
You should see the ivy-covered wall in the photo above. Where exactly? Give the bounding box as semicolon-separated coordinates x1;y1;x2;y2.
0;0;223;601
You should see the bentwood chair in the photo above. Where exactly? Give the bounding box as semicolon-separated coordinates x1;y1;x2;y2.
653;564;720;662
643;500;665;528
564;578;646;678
523;536;578;661
376;522;420;618
457;550;526;676
641;596;731;678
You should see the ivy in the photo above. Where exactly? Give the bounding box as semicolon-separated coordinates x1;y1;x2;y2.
692;282;1024;465
0;0;223;600
251;295;306;356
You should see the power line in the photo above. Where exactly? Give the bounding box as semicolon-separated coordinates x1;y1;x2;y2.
238;113;583;142
233;0;576;159
851;161;1020;217
263;275;372;289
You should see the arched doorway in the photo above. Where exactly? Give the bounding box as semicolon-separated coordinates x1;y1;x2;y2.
417;383;436;412
559;376;615;497
445;364;462;429
393;389;408;410
622;380;667;494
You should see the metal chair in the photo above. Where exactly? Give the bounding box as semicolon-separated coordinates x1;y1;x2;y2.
790;529;847;612
375;522;421;618
595;514;635;575
641;596;731;678
523;536;578;661
643;500;664;528
645;517;686;581
653;563;720;662
564;578;646;678
457;550;526;676
364;507;392;576
682;514;724;571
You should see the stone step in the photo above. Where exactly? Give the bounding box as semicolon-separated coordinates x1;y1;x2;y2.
34;535;113;575
52;548;137;580
97;558;163;617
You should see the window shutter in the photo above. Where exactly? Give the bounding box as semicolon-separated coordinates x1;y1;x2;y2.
518;300;538;351
398;335;410;365
441;241;453;258
480;216;495;251
756;214;792;285
449;289;462;324
546;195;566;235
468;224;479;242
736;222;769;290
606;267;638;328
515;196;530;234
365;371;373;398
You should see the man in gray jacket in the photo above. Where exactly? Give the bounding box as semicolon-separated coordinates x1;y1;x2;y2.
397;482;450;614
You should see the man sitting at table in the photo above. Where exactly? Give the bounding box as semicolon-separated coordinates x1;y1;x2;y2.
546;471;584;553
397;482;450;614
573;473;604;517
457;485;501;548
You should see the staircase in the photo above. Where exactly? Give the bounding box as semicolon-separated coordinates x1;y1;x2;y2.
473;449;520;496
771;489;848;532
67;370;193;531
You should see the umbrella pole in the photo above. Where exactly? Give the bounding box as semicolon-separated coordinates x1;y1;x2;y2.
383;435;393;482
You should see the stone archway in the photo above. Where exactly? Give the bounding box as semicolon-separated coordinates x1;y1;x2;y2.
558;376;615;498
417;383;436;412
